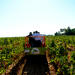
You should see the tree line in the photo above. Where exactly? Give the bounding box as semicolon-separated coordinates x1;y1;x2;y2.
55;27;75;35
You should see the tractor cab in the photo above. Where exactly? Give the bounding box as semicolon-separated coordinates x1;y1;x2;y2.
24;32;46;55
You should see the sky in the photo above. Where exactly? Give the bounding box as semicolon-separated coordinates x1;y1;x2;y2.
0;0;75;37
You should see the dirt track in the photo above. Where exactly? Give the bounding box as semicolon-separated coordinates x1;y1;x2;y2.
22;55;50;75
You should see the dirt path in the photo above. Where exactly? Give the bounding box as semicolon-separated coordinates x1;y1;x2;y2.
22;55;50;75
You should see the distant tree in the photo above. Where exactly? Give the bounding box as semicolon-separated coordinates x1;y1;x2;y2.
55;32;58;36
65;27;72;35
55;31;61;36
60;29;65;32
71;28;75;35
55;26;75;35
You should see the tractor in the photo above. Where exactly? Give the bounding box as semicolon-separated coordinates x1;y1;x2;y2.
24;31;46;55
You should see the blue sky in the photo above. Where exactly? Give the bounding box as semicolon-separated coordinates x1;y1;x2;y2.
0;0;75;37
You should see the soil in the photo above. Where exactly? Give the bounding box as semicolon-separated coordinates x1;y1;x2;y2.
22;55;50;75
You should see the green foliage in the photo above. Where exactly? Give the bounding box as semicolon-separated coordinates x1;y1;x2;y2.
0;68;5;74
46;35;75;75
70;51;75;74
0;37;25;74
51;40;56;47
0;35;75;74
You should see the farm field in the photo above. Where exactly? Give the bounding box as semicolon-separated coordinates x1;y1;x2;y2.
46;36;75;75
0;36;75;75
0;37;25;74
0;0;75;74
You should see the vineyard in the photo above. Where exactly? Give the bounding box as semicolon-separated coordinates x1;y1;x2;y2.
0;36;75;75
46;36;75;75
0;37;25;74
